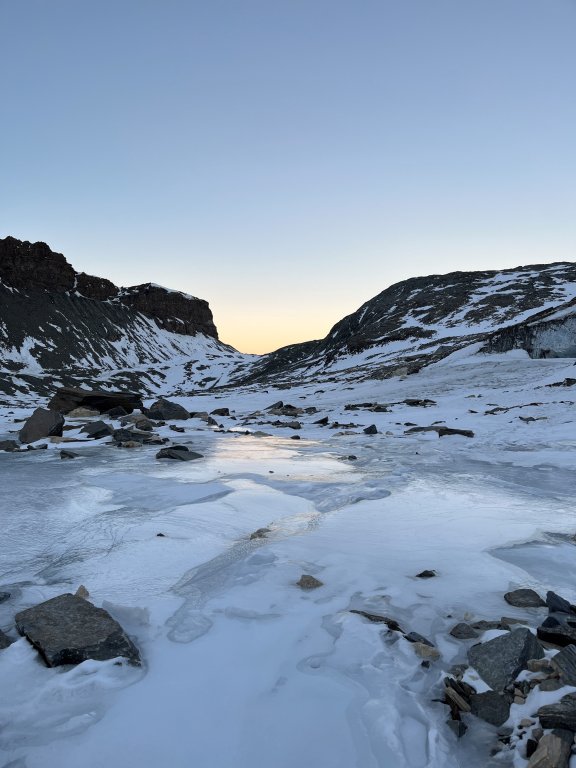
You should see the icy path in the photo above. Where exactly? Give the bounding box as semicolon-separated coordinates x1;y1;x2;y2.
1;419;576;768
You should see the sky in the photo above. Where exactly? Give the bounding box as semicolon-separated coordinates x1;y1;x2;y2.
1;0;575;354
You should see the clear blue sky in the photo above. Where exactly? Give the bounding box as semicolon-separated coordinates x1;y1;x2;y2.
1;0;575;353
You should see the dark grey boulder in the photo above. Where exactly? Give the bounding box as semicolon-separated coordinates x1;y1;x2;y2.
80;421;114;440
469;691;511;726
405;631;434;647
416;569;436;578
146;398;190;421
112;428;146;444
363;425;378;435
405;425;474;438
537;613;576;647
504;588;546;608
0;629;12;649
551;645;576;686
48;387;142;415
467;627;544;691
107;406;128;418
15;593;140;667
19;408;64;444
538;693;576;731
211;407;230;417
156;446;203;461
546;591;576;615
0;440;19;452
450;622;479;640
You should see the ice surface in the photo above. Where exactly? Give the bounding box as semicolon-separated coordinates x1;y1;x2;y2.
1;354;576;766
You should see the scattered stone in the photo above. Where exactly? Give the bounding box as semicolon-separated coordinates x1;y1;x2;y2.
74;585;89;599
467;627;544;691
404;399;436;407
27;443;47;450
146;398;190;421
539;679;563;692
349;610;402;631
412;642;440;661
444;683;472;713
527;729;573;768
538;694;576;731
48;387;142;415
296;575;323;590
526;739;539;760
405;425;475;438
504;588;546;608
546;591;576;615
112;428;146;444
450;622;480;640
266;400;284;410
0;629;12;649
469;691;512;727
169;425;185;433
0;592;10;603
106;405;128;419
211;407;230;417
363;425;378;435
405;631;434;646
314;416;329;426
547;378;576;388
68;406;101;418
537;614;576;647
156;446;203;461
250;528;271;540
550;645;576;686
528;658;556;673
520;718;535;728
19;408;64;444
416;569;437;579
470;619;510;632
0;440;20;452
15;593;141;666
60;450;79;459
290;434;301;440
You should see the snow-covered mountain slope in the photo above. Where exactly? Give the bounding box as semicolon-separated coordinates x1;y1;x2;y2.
244;262;576;386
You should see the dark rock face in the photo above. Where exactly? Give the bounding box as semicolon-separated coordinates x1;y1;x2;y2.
48;387;143;415
119;283;217;338
15;593;141;666
0;236;76;292
467;628;544;691
19;408;64;443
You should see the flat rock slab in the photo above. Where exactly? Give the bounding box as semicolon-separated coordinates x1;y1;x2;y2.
538;694;576;732
80;421;114;439
527;729;573;768
405;426;474;438
504;589;546;608
48;388;142;415
468;627;544;692
15;593;141;667
19;408;64;444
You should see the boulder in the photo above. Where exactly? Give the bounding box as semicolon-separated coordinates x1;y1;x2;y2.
504;588;546;608
0;629;12;649
146;398;190;421
416;569;437;578
551;645;576;686
469;691;511;726
546;591;576;615
156;446;203;461
450;623;479;640
538;694;576;732
15;593;141;666
296;575;323;590
48;387;142;415
467;627;544;691
211;407;230;417
19;408;64;444
537;614;576;647
80;421;114;440
527;729;572;768
0;440;20;452
363;425;378;435
106;406;128;418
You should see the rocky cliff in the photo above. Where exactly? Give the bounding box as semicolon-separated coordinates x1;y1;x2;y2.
0;236;218;339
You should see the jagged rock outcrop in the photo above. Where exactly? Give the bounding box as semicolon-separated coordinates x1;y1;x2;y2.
119;284;217;338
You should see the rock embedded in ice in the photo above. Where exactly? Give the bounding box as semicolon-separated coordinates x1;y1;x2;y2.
15;593;141;667
296;575;323;590
249;528;271;540
550;645;576;686
363;424;378;434
156;446;203;461
0;440;20;452
446;718;467;738
18;407;64;444
60;449;79;459
210;407;230;417
0;591;10;603
504;589;546;608
415;569;437;578
450;622;480;640
350;610;402;631
146;397;190;421
75;585;89;599
405;631;434;647
0;629;13;649
411;642;440;661
545;591;576;615
405;425;475;438
467;627;544;692
526;729;572;768
469;691;511;726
